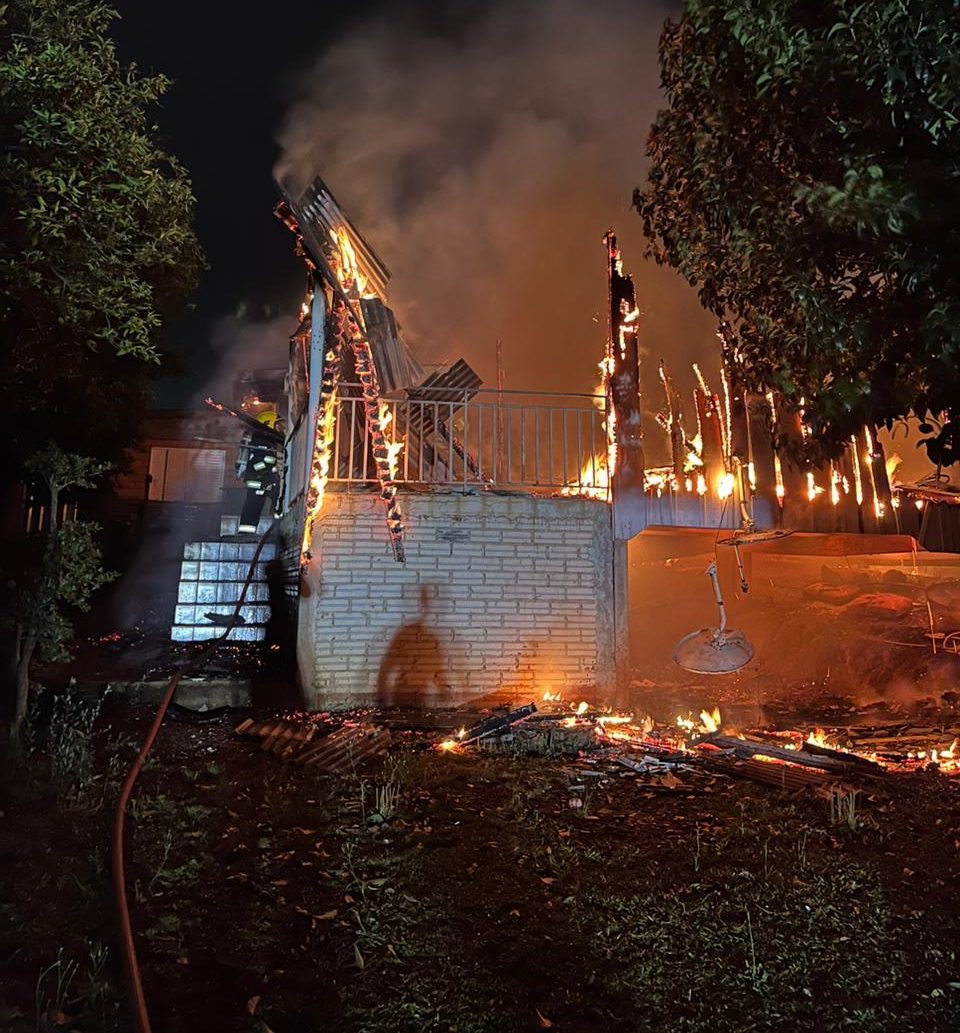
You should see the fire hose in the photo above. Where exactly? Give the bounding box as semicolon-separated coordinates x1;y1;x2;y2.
111;524;276;1033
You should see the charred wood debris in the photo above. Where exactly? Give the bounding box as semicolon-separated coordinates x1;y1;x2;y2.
234;699;960;802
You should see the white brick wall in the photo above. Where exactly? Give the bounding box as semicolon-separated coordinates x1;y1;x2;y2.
297;490;616;707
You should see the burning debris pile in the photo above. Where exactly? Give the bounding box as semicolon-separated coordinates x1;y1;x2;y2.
435;695;960;790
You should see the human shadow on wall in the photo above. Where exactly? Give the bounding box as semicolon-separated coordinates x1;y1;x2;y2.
252;555;302;709
376;584;452;708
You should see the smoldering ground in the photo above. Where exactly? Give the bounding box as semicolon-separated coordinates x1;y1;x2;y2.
275;0;716;464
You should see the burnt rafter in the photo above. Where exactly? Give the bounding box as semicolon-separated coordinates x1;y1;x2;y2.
276;177;406;564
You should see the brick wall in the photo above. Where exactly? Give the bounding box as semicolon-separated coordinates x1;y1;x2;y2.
298;490;616;708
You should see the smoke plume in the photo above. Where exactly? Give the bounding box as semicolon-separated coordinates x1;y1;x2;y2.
198;312;293;408
276;0;717;464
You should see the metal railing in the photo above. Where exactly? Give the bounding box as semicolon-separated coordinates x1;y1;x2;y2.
328;386;609;495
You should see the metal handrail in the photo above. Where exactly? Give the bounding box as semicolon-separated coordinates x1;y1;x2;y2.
334;382;605;402
324;390;609;495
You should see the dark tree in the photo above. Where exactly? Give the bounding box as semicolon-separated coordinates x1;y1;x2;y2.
636;0;960;459
0;0;204;467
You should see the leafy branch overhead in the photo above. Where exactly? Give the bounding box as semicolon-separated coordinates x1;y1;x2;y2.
0;0;204;464
636;0;960;455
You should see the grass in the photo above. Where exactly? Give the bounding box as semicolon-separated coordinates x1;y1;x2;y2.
4;711;960;1032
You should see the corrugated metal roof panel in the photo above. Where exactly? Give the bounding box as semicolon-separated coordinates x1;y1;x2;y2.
277;174;391;303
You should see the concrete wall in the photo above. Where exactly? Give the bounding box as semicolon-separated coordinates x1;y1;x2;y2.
298;490;616;708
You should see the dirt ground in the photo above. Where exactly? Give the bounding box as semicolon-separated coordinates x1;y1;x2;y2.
2;699;960;1033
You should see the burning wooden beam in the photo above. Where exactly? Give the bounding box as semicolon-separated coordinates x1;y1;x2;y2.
459;702;538;745
603;231;645;539
659;360;687;484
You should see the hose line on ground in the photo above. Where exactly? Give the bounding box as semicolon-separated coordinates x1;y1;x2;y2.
111;524;276;1033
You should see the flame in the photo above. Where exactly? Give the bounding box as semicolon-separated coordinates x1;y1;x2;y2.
329;227;370;297
850;434;864;505
767;391;786;504
542;689;563;702
561;359;615;500
676;707;723;735
575;701;589;716
301;355;338;562
696;473;707;496
377;400;403;480
438;739;459;752
597;714;633;726
700;707;722;733
806;727;836;749
717;472;735;500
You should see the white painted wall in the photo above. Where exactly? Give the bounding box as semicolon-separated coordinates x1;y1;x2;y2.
297;490;616;708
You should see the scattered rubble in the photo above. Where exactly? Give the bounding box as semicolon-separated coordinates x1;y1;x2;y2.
235;717;391;771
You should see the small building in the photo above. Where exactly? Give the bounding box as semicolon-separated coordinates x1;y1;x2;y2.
273;176;624;709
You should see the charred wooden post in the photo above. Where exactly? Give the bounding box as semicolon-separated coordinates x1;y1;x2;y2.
853;427;880;534
866;426;894;532
833;448;861;533
718;325;752;525
603;231;646;540
694;388;725;492
659;360;687;484
776;403;814;531
745;393;780;528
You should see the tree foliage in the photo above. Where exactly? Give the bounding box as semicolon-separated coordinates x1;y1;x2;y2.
0;0;204;465
636;0;960;457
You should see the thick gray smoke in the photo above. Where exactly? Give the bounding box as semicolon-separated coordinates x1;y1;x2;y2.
276;0;718;463
198;312;293;408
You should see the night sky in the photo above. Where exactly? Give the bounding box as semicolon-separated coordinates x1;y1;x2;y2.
112;1;385;404
114;1;718;455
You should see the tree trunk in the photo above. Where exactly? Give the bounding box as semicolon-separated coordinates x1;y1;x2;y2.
9;621;22;682
10;630;38;745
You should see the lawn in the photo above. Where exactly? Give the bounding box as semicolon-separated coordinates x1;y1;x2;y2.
2;693;960;1033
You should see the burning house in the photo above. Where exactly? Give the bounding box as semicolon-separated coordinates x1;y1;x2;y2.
270;176;622;708
176;173;960;714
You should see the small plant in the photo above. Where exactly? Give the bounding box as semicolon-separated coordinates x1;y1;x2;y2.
375;781;401;820
796;829;809;870
35;948;78;1031
48;686;102;795
829;787;861;830
692;824;702;873
744;907;764;987
82;940;112;1014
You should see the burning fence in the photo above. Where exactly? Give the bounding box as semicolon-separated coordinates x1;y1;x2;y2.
559;234;909;540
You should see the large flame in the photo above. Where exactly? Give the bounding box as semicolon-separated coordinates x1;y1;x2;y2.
301;353;339;562
377;400;403;480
